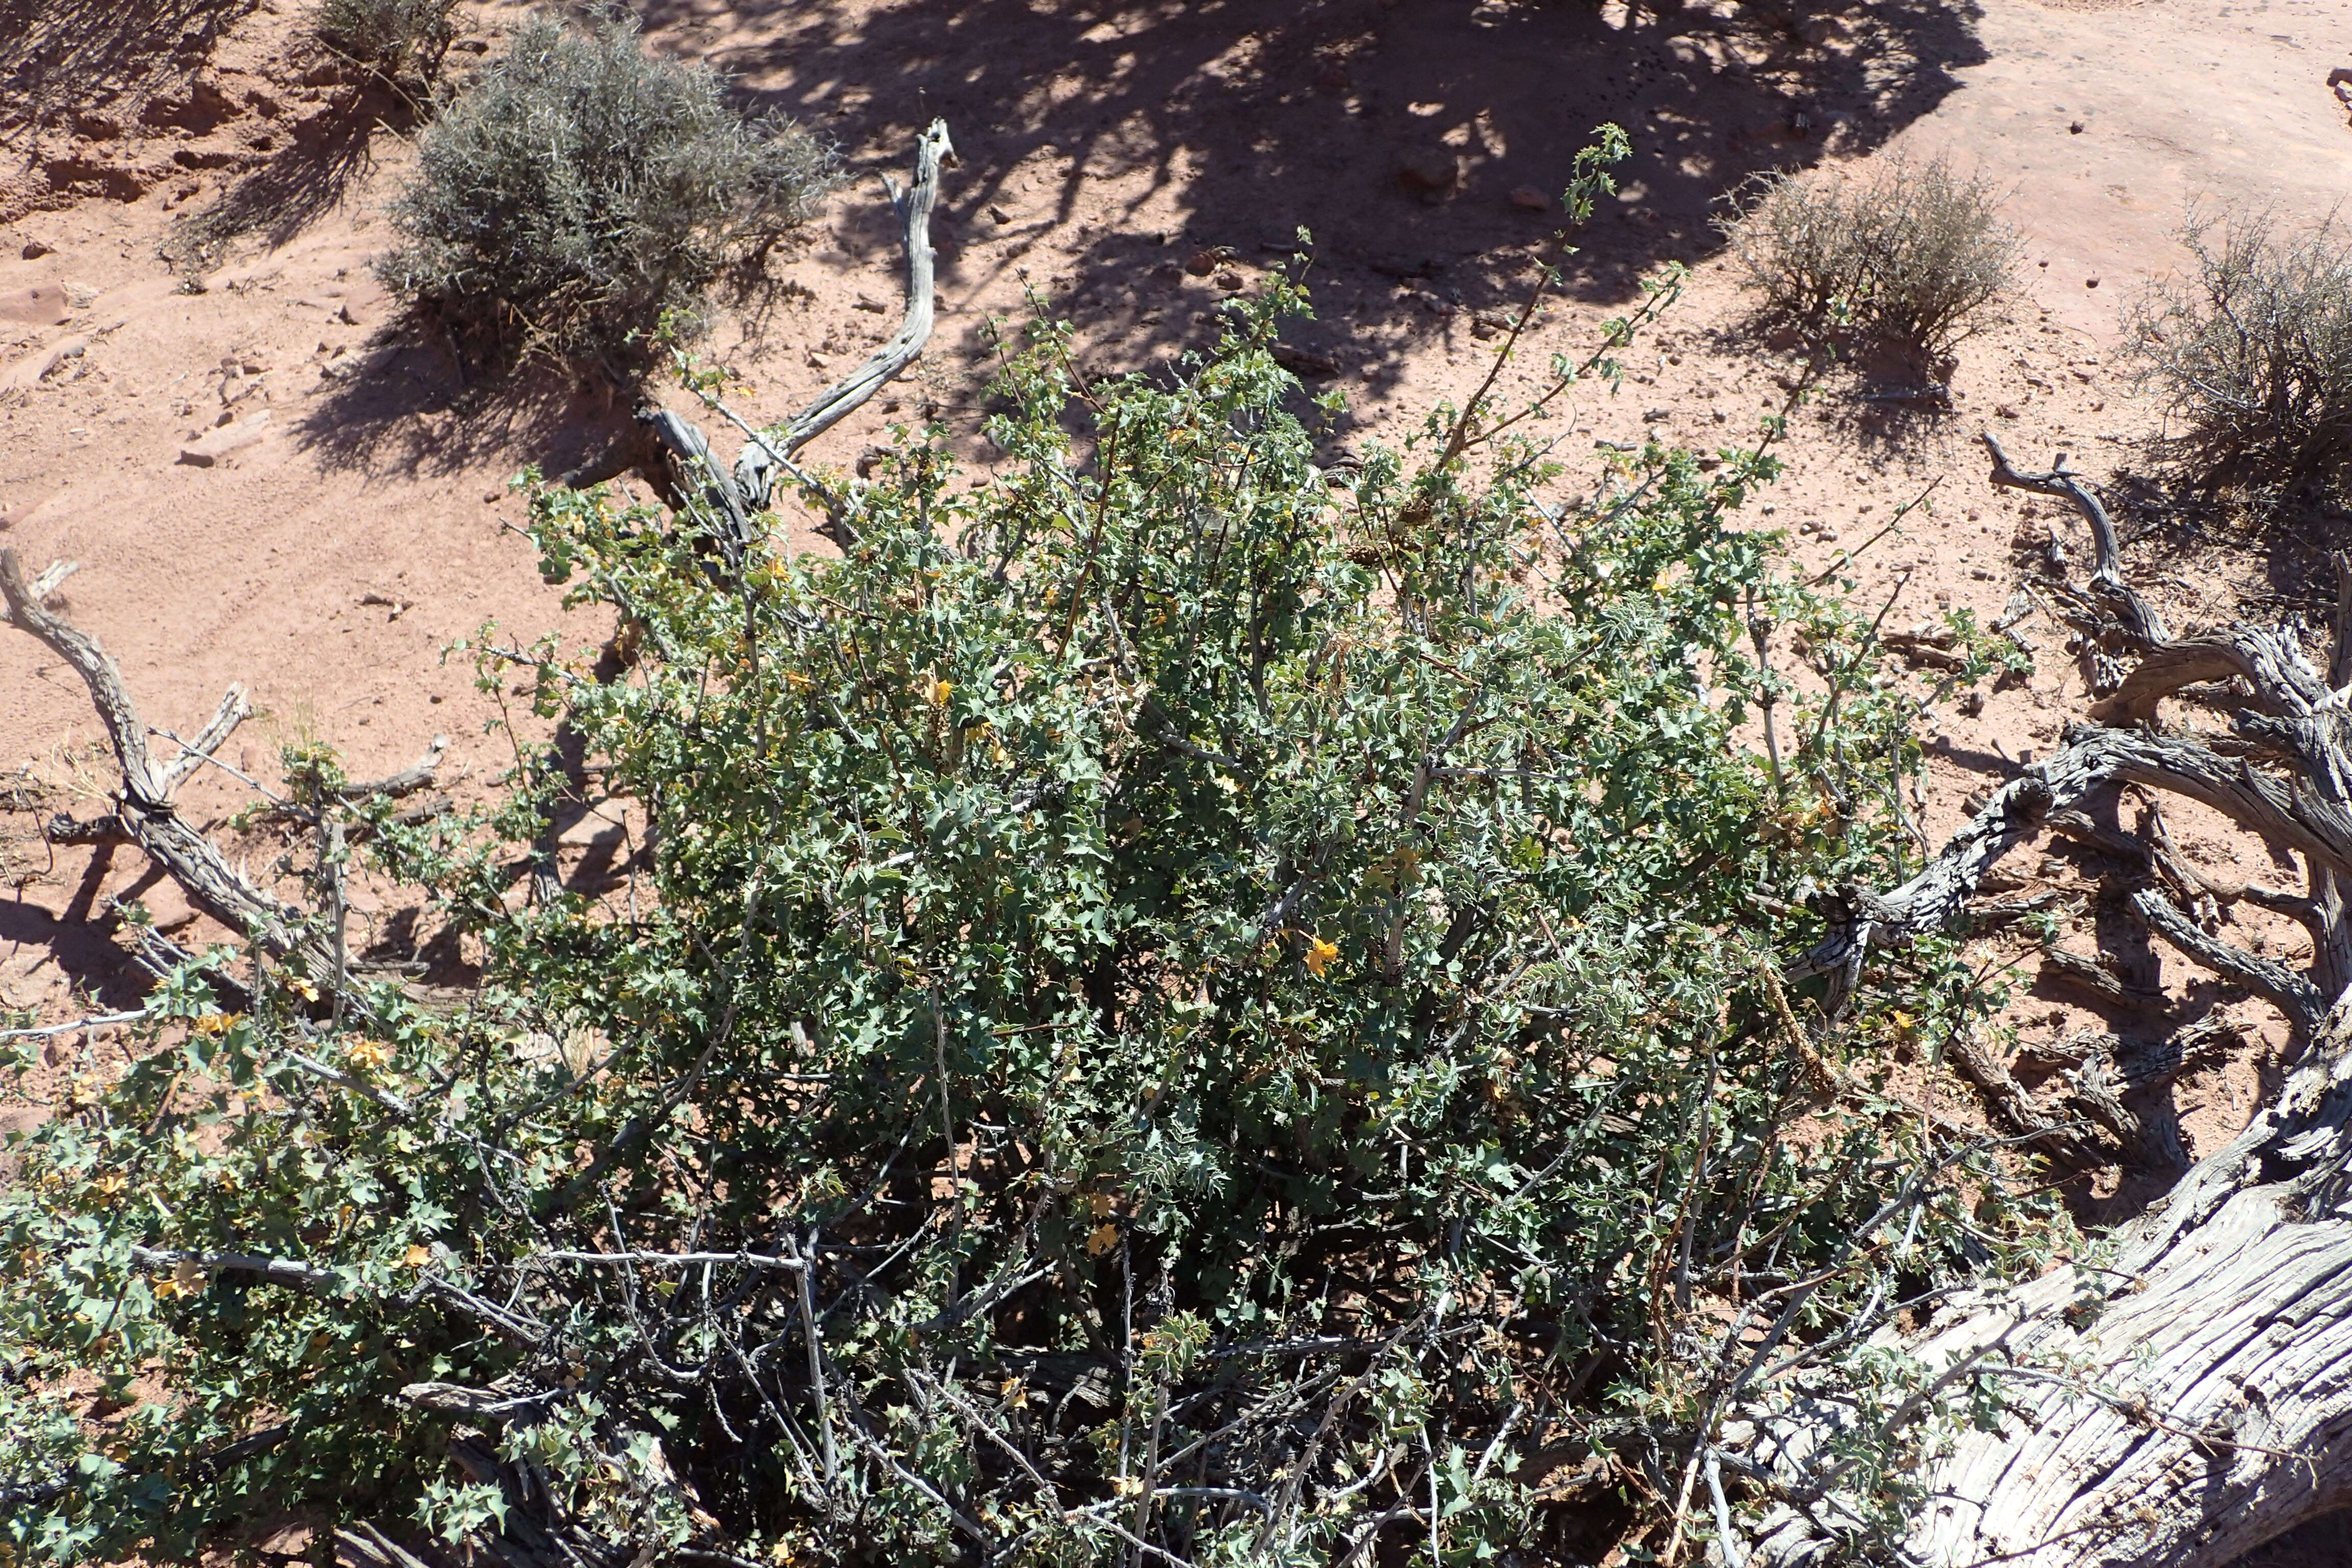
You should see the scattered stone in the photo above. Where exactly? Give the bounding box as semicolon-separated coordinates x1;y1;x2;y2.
1272;344;1340;378
0;283;72;326
1186;247;1234;277
854;295;888;313
989;205;1012;225
178;411;271;466
1394;146;1460;196
1509;185;1549;212
321;346;398;381
2;335;87;391
2084;277;2100;288
20;239;54;260
1214;270;1244;291
2069;120;2086;134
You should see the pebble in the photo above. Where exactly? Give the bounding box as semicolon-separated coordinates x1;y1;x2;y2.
178;411;271;466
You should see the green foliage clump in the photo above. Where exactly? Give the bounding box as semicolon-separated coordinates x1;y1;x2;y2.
374;13;837;377
2127;206;2352;501
1719;155;2021;360
1;252;2061;1564
311;0;461;83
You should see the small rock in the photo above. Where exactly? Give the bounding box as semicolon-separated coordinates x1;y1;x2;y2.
988;205;1012;225
0;283;72;327
2084;277;2100;288
1394;146;1460;195
1994;404;2021;419
178;411;271;466
1214;270;1244;291
1272;344;1340;378
1959;689;1986;718
1509;185;1549;212
336;302;358;326
20;239;54;260
1185;247;1232;277
1817;528;1840;543
854;294;887;313
1641;408;1672;423
2;335;86;391
2069;120;2085;134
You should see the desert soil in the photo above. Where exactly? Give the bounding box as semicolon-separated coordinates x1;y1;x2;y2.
4;0;2352;1556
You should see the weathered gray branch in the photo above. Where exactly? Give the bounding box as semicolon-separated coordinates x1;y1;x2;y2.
638;118;955;564
1;549;312;964
1750;444;2352;1564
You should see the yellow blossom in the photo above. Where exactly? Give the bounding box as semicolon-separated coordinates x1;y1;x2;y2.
404;1243;433;1269
1085;1222;1120;1257
1303;936;1339;978
347;1038;393;1072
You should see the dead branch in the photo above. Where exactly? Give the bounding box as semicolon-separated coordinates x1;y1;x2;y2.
1747;441;2352;1564
638;119;955;560
0;548;334;987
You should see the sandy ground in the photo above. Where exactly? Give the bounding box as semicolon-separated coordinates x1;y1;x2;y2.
4;0;2352;1555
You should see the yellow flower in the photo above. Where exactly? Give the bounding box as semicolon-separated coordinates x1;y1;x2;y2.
920;676;952;709
404;1243;433;1269
192;1012;240;1038
1089;1191;1115;1219
290;977;321;1003
92;1172;127;1197
1303;936;1339;977
1085;1222;1120;1257
347;1038;393;1072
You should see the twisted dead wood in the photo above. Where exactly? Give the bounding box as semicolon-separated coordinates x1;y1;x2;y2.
1738;439;2352;1565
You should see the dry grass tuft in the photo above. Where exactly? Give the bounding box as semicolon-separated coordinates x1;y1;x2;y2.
2127;206;2352;501
1718;156;2021;361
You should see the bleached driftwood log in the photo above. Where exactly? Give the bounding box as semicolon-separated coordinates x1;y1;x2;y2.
1736;438;2352;1565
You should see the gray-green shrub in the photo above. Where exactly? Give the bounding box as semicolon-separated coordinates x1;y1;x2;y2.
374;13;836;376
1719;155;2021;359
0;271;2061;1564
2127;206;2352;499
311;0;461;82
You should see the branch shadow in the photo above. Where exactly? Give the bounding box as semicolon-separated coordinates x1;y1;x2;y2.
162;76;413;274
611;0;1988;383
0;0;258;145
289;327;641;485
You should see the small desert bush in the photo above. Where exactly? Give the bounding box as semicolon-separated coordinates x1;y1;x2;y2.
2127;206;2352;499
1720;156;2020;359
374;13;837;377
311;0;461;82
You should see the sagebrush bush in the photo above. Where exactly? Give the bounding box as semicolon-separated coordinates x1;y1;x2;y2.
1720;156;2020;358
311;0;460;81
2127;206;2352;499
374;13;837;376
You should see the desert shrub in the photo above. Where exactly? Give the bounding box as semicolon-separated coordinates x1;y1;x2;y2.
2126;206;2352;499
1720;155;2021;358
374;13;836;377
311;0;461;82
0;263;2059;1561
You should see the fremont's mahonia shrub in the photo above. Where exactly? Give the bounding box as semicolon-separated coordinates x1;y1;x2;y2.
1;272;2059;1565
